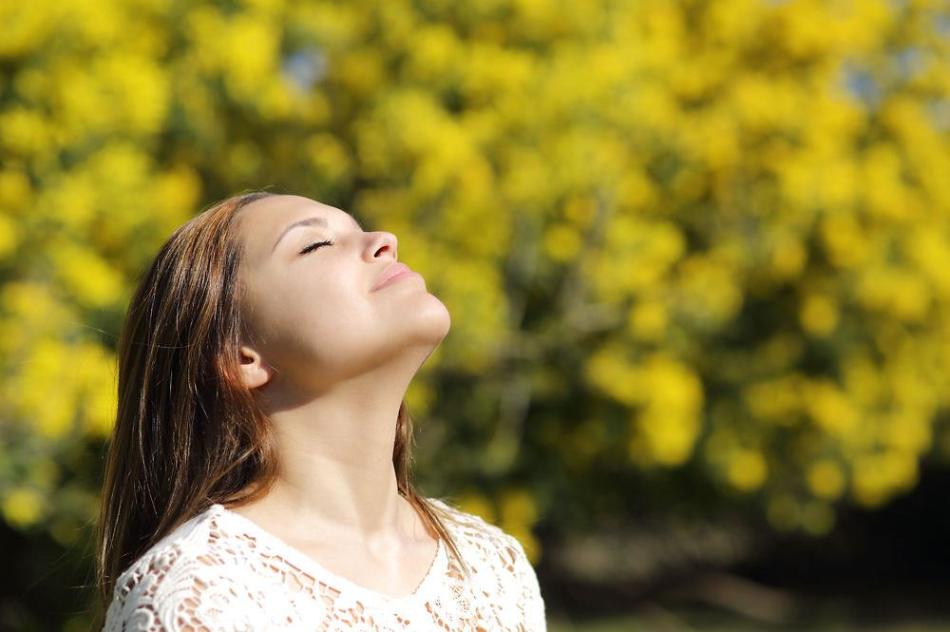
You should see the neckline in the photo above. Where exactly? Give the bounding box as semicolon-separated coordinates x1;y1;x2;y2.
207;503;446;606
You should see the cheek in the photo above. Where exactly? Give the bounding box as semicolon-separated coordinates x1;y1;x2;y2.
270;294;391;384
266;278;379;353
244;264;393;373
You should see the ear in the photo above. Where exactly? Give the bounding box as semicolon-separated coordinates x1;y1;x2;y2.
238;344;273;390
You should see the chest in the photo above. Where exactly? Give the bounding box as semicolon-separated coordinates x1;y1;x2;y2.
218;531;527;631
289;537;441;599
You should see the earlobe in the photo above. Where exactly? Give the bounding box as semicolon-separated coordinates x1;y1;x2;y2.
238;344;272;389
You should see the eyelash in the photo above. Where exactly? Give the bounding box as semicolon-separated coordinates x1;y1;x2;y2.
299;239;334;255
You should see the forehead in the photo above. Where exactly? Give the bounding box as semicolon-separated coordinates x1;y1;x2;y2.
238;194;344;228
236;194;351;260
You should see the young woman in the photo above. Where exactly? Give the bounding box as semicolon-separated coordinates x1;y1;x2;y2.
94;191;546;630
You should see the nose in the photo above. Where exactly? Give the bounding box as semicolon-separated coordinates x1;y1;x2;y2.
370;231;398;261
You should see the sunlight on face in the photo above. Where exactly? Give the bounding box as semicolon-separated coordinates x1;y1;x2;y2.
233;194;451;393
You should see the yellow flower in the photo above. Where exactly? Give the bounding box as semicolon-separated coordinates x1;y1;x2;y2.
49;241;124;309
907;227;950;300
584;343;643;406
306;132;352;184
628;411;698;466
616;169;658;213
803;379;858;438
806;459;846;500
800;293;839;336
14;338;79;438
730;73;799;133
336;48;384;98
74;342;118;437
743;374;804;422
775;0;839;59
2;487;44;528
499;488;539;528
768;232;807;281
0;169;31;210
676;255;743;325
629;355;704;466
851;450;919;508
406;24;461;81
726;449;768;492
705;0;766;47
627;300;667;341
819;214;872;269
0;212;19;257
842;353;883;408
0;106;50;156
0;3;55;58
863;143;910;220
543;223;582;262
881;410;931;454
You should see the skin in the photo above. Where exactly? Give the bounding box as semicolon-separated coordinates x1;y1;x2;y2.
228;194;452;597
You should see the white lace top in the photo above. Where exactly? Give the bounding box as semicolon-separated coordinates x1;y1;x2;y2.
102;497;546;631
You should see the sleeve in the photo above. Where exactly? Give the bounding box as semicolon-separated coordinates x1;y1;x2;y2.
503;533;548;632
102;549;263;632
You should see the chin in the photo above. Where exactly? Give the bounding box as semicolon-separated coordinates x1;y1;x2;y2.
409;295;451;343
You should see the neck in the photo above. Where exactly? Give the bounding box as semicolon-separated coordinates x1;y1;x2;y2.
243;361;424;544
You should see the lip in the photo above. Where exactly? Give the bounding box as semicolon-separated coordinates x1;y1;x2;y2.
371;262;418;292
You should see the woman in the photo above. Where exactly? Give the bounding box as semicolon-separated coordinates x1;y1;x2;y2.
94;191;546;631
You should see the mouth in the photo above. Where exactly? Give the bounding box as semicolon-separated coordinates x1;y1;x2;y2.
372;262;417;291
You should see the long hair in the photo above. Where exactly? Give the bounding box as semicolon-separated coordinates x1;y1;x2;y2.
93;191;470;627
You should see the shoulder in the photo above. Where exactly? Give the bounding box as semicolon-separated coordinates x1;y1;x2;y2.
424;496;547;629
425;496;527;562
425;496;508;540
103;506;279;632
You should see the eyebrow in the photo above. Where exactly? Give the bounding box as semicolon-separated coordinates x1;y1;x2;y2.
271;215;363;254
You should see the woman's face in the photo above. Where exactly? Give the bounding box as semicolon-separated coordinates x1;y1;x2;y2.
234;194;451;392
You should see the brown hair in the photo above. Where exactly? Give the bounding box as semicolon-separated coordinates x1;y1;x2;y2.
93;191;470;626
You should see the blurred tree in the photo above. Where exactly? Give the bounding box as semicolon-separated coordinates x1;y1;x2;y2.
1;4;949;626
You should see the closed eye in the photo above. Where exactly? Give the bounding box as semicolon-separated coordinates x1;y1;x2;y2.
299;240;333;255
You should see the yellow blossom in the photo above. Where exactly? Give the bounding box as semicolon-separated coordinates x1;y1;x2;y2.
800;293;839;336
726;449;768;492
806;459;846;500
1;488;44;528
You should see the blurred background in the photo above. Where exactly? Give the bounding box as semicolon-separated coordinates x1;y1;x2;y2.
1;0;949;630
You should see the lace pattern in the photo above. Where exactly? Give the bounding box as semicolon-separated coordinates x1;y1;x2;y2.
103;498;546;631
